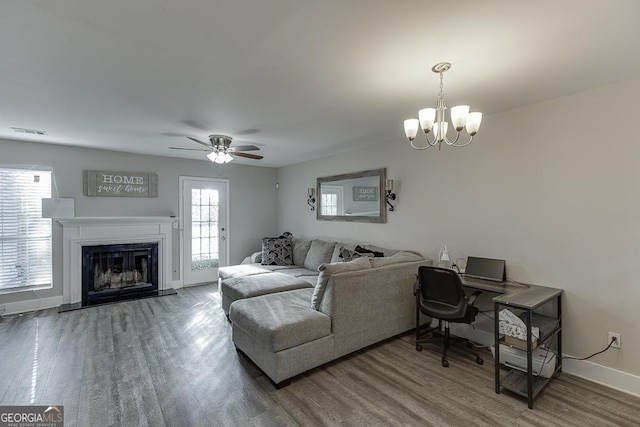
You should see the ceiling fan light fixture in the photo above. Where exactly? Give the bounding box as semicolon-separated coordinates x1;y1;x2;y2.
173;134;262;163
214;152;226;164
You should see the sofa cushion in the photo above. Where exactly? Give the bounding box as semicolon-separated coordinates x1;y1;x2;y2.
230;288;331;352
303;239;337;271
369;251;424;268
311;257;372;310
298;275;320;285
261;237;293;266
219;264;272;281
291;237;312;266
222;272;313;303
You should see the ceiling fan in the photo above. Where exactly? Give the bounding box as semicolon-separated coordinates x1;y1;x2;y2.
169;134;263;163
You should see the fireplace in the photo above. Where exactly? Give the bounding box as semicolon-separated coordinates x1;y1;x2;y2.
59;217;177;310
82;242;159;306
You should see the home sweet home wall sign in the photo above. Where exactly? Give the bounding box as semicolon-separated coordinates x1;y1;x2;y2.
83;170;158;197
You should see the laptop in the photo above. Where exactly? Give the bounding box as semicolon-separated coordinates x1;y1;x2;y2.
464;256;506;282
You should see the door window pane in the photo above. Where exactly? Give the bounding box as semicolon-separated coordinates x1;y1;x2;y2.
190;188;219;271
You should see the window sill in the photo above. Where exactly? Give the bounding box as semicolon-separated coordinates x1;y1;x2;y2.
0;284;53;296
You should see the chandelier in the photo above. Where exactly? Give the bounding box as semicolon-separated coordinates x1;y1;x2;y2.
403;62;482;150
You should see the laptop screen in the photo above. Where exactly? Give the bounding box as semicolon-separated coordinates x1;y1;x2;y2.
464;256;506;282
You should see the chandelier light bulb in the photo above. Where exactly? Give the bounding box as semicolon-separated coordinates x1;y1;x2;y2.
433;121;448;142
418;108;436;132
450;105;470;131
465;112;483;135
404;119;419;141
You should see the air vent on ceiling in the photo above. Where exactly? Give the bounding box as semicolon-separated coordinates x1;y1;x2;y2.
11;127;48;135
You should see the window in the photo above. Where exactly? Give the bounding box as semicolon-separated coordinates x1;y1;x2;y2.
321;186;344;216
190;188;220;270
0;167;52;292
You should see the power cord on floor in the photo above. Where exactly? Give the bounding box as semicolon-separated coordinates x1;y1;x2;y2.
562;336;617;361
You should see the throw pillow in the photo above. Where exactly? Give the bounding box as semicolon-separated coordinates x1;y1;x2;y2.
311;257;372;310
338;247;374;262
355;245;384;258
330;242;356;263
303;239;337;271
260;237;293;266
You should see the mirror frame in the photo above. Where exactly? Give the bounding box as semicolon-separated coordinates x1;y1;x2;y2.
316;168;387;223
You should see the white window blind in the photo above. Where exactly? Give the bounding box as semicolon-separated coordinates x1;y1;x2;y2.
0;168;52;291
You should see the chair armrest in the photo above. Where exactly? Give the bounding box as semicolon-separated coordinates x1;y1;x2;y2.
467;290;482;306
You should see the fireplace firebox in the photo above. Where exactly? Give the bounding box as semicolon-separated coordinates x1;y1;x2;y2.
82;242;159;306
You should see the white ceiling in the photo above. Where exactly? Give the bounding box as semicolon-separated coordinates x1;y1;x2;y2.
2;0;640;167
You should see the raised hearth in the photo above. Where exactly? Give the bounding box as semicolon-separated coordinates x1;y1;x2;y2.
59;217;177;309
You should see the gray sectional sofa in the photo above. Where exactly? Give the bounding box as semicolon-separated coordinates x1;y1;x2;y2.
219;236;431;386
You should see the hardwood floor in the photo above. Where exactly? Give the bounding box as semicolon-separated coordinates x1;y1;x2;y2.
1;284;639;426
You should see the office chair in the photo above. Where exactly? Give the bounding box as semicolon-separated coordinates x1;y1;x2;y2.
415;266;484;367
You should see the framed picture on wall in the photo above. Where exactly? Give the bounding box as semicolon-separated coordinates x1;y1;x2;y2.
353;186;378;201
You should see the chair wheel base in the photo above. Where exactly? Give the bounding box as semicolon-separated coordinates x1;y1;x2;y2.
476;357;484;365
416;344;423;352
442;359;449;367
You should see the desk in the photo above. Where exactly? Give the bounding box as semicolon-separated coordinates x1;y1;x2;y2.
460;275;563;409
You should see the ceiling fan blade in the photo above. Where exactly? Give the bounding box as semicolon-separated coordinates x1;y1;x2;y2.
187;137;212;148
229;144;260;152
169;147;212;152
231;152;263;160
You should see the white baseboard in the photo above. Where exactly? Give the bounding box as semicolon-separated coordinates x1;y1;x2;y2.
1;295;63;316
563;358;640;398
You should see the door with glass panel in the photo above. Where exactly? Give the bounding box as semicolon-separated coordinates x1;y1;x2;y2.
181;177;228;286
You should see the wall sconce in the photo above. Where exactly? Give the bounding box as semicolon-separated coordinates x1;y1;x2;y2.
385;180;396;211
307;187;316;211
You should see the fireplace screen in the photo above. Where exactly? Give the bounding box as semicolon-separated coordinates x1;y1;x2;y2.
82;242;158;306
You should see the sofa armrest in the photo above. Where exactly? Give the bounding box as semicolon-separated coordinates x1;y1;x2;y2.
241;251;262;264
318;260;431;354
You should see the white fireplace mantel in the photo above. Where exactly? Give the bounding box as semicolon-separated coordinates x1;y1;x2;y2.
59;217;177;305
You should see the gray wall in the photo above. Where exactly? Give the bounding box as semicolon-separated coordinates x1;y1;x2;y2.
0;139;278;304
277;77;640;378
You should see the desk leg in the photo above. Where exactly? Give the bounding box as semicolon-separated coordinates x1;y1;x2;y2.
557;294;562;373
526;309;534;409
494;301;501;394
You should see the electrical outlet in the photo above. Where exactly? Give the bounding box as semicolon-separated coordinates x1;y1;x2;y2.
608;332;621;349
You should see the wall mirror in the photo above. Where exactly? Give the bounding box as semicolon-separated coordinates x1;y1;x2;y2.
317;168;386;223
